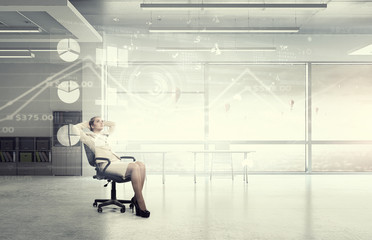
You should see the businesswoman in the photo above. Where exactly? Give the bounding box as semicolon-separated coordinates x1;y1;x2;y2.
75;117;150;218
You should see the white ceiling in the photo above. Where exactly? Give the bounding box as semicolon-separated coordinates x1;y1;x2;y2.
1;0;372;61
67;0;372;34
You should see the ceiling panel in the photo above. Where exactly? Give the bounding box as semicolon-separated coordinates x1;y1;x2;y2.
0;0;102;42
0;11;38;27
68;0;372;35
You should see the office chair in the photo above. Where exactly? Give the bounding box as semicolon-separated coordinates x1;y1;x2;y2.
210;142;234;181
84;144;136;213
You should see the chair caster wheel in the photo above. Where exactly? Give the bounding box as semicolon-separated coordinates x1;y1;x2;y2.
93;202;97;207
97;207;103;213
120;207;126;213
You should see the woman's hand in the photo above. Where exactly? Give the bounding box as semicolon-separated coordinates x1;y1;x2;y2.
82;121;90;128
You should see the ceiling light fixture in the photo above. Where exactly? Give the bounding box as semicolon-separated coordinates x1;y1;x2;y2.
0;51;35;59
0;47;80;60
0;27;42;33
149;27;300;33
0;48;76;59
156;47;276;52
0;49;59;52
141;3;327;9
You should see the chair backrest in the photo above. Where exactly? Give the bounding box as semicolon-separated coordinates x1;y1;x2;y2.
83;144;96;167
215;142;230;150
83;143;128;182
213;142;231;166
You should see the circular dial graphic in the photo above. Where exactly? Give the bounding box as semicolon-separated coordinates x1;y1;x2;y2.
125;66;180;108
57;81;80;104
57;38;80;62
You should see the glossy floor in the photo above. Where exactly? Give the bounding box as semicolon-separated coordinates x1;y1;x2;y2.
0;174;372;240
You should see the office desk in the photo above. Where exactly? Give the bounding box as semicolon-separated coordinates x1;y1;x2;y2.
190;150;255;183
118;150;255;184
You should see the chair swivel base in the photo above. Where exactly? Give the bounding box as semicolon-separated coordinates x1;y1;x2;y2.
93;199;132;213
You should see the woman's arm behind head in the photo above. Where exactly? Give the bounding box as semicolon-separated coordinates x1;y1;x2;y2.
103;120;116;135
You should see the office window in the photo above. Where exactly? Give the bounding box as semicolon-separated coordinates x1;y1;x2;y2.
208;64;306;140
107;64;204;140
311;64;372;172
312;64;372;140
312;144;372;172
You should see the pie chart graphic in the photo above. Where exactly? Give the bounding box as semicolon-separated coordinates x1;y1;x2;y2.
57;81;80;104
57;38;80;62
56;124;80;146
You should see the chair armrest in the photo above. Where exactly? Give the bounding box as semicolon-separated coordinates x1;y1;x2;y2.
95;157;111;174
120;156;136;162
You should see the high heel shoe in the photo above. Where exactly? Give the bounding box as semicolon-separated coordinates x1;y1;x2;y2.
130;197;135;213
133;198;150;218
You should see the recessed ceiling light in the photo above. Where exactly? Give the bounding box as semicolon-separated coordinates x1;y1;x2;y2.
156;47;276;52
0;27;41;33
149;27;300;33
0;51;35;58
0;49;60;52
141;3;327;9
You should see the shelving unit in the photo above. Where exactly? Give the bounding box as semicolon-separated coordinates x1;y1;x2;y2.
0;137;52;175
0;111;82;176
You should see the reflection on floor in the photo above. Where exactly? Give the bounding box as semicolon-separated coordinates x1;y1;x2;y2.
1;174;372;240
